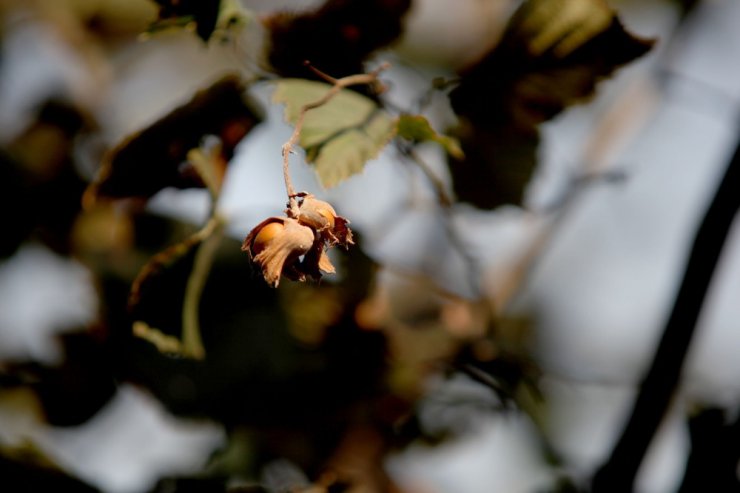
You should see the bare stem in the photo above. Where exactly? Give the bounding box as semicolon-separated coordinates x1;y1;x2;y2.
282;63;391;217
398;145;481;296
181;216;224;359
303;61;339;84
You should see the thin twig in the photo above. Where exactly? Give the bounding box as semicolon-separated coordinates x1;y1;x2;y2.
382;264;471;303
181;216;224;359
281;63;390;217
303;60;339;84
397;145;481;297
397;143;453;207
133;321;184;355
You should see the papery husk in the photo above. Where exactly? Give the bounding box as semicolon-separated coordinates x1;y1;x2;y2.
298;237;336;281
297;195;354;248
242;217;315;287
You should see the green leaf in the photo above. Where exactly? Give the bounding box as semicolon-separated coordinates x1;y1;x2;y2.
273;79;397;187
396;114;464;159
273;79;376;146
314;111;396;188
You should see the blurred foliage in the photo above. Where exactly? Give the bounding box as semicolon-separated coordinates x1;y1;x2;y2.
0;453;101;493
0;0;663;491
264;0;411;81
0;101;92;258
150;0;222;41
148;0;253;43
85;75;263;204
448;0;654;209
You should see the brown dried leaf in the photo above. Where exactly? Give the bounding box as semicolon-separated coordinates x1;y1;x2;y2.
85;75;262;206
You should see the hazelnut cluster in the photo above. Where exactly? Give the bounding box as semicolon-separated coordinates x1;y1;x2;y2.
242;194;353;286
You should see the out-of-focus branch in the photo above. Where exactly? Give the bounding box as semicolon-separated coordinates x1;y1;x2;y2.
592;132;740;492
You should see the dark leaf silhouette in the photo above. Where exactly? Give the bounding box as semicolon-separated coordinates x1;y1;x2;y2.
85;75;262;205
448;0;654;209
3;333;117;427
149;0;221;42
450;0;655;130
449;125;539;209
0;100;90;257
264;0;411;80
0;454;100;493
678;407;740;492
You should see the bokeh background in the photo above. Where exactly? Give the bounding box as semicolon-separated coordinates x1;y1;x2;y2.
1;0;739;492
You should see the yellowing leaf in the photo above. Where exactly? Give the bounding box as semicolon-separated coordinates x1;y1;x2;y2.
272;79;397;187
396;114;464;159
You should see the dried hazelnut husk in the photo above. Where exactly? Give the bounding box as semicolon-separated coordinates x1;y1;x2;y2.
244;195;354;286
297;236;337;281
242;217;315;287
296;194;354;248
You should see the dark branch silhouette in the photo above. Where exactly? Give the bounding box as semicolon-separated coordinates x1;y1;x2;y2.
592;132;740;491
